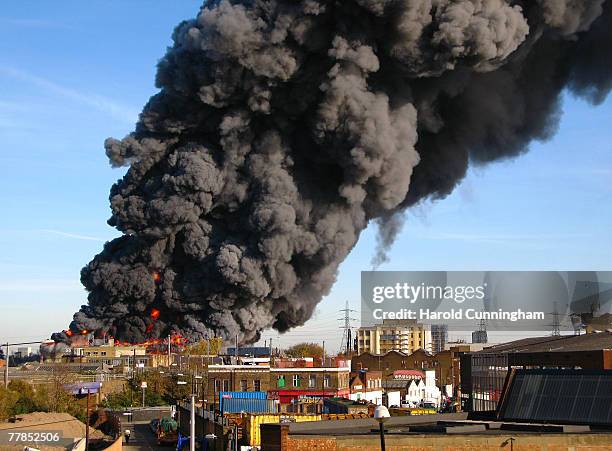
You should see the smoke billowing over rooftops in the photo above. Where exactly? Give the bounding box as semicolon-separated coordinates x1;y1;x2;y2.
53;0;612;345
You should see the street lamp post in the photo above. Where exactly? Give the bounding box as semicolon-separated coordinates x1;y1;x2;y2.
177;380;196;451
85;388;90;451
141;381;147;408
190;394;196;451
374;405;390;451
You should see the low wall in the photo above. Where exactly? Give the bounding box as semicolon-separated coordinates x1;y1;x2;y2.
260;424;612;451
287;433;612;451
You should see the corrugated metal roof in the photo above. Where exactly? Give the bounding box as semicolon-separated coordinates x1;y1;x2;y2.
472;331;612;354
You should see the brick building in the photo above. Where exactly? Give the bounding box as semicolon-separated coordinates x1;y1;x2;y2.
269;367;351;404
348;370;383;404
206;365;271;406
352;349;458;386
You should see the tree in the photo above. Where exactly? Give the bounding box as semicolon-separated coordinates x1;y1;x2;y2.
107;370;193;408
0;374;88;422
285;343;324;359
0;386;19;421
100;390;133;410
184;338;223;356
7;380;37;415
41;366;77;414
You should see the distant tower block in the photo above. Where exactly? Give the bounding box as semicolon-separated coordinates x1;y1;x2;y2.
431;324;448;353
472;318;488;344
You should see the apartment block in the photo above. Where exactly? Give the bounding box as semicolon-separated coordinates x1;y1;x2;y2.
357;319;432;354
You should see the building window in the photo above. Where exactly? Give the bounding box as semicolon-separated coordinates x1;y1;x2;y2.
324;375;330;388
254;379;261;391
309;375;316;388
223;380;230;392
293;375;301;387
277;375;285;388
215;379;221;392
240;379;247;391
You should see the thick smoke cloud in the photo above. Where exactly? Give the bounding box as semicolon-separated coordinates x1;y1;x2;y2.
55;0;612;344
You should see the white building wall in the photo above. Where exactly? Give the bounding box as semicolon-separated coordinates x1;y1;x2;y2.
349;390;384;405
386;390;401;407
403;371;442;407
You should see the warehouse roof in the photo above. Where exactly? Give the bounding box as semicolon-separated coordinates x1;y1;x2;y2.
473;331;612;354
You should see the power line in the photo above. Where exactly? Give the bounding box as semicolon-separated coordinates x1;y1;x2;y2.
338;300;357;355
549;301;564;337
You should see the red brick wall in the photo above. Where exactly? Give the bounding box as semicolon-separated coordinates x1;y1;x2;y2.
282;434;612;451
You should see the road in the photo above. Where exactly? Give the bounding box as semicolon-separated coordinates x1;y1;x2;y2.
122;421;168;451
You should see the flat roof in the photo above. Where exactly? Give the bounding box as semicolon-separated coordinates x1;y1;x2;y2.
271;367;350;373
286;413;610;437
472;331;612;354
288;413;467;435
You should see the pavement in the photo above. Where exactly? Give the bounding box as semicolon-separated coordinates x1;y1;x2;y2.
122;421;169;451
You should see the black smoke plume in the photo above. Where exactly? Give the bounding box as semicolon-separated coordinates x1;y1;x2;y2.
54;0;612;344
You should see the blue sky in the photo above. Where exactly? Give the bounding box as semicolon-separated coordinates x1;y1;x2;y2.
0;2;611;352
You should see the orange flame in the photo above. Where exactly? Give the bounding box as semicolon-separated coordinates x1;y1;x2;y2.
81;329;89;335
105;333;189;354
65;330;74;337
152;271;161;283
150;308;161;320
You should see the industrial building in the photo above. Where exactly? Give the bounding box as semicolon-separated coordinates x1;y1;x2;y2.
356;319;432;354
460;331;612;412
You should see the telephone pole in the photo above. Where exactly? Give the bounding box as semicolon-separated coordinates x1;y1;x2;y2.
4;343;9;389
338;301;357;355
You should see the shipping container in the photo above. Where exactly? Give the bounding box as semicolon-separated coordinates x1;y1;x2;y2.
246;414;322;446
219;391;268;413
221;398;277;414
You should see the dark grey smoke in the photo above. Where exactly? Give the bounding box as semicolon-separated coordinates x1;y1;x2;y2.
53;0;612;344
